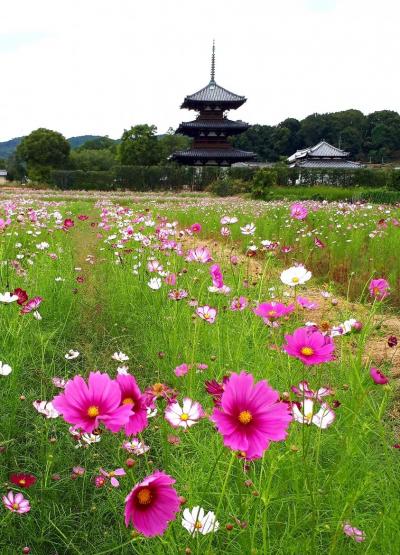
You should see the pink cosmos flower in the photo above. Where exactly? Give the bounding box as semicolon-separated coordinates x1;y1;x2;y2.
63;218;74;229
254;302;294;323
125;471;180;537
290;203;308;220
210;264;224;289
164;273;177;286
314;236;325;249
168;289;188;301
297;296;319;310
2;491;31;514
185;246;212;263
116;374;148;436
283;327;335;365
190;223;202;233
343;523;366;542
220;226;230;237
53;371;132;433
370;367;389;385
174;363;189;377
196;305;217;324
211;372;292;459
99;467;126;487
165;398;204;429
205;377;230;406
369;278;390;301
20;296;42;314
230;296;248;311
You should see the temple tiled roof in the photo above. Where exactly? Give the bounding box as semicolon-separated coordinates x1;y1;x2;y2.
287;141;349;163
290;159;363;169
181;81;246;108
177;119;248;130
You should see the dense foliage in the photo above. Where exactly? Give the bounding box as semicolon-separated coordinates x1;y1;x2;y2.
233;109;400;163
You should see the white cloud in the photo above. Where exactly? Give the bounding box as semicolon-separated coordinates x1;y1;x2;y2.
0;0;399;140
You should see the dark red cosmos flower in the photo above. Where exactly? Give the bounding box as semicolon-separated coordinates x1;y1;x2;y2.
314;236;326;249
78;215;89;221
76;276;85;283
388;336;398;348
63;219;74;229
13;288;28;305
205;376;230;406
10;473;36;488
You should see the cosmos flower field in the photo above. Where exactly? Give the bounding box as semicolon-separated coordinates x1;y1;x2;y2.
0;189;399;555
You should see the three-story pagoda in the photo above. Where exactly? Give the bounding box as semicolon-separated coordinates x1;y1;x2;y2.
171;44;256;166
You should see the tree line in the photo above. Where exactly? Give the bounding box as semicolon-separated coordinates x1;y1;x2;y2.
3;108;400;182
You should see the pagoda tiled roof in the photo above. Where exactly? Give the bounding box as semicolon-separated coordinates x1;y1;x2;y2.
182;80;246;108
171;148;256;160
287;141;349;163
177;119;248;130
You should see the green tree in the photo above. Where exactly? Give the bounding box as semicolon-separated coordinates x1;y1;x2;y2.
70;149;116;171
159;128;191;163
78;136;118;152
119;124;161;166
16;128;70;182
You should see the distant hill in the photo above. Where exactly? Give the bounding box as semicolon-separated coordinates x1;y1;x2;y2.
0;135;109;158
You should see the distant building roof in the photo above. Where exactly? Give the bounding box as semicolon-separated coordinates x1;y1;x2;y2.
290;159;363;169
171;148;256;166
288;140;349;163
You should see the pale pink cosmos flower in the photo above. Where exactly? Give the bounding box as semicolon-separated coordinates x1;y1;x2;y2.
185;246;212;263
220;226;230;237
165;398;204;429
164;273;177;286
99;467;126;487
290;203;308;220
291;381;333;402
292;399;335;429
196;305;217;324
2;491;31;514
174;363;189;377
20;296;42;314
343;523;366;542
33;400;60;419
297;296;319;310
240;223;256;235
221;216;238;225
122;438;150;455
52;377;66;389
230;297;248;311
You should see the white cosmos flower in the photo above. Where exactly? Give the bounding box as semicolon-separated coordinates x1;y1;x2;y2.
0;361;12;376
33;400;60;419
0;292;19;303
112;351;129;362
65;349;80;360
240;223;256;235
182;506;220;535
165;398;204;429
33;310;42;320
292;399;335;429
148;277;162;290
280;265;312;287
117;365;130;375
122;438;150;455
36;242;49;250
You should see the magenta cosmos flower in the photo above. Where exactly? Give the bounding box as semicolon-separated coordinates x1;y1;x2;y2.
254;301;294;322
124;471;180;537
116;374;148;436
369;278;390;301
283;327;335;365
211;372;292;459
3;491;31;514
343;523;366;542
370;367;389;385
53;372;132;433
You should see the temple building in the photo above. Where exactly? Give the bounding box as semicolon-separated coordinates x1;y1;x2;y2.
287;141;362;169
171;43;256;166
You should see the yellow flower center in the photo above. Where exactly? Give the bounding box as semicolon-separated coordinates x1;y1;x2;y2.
153;383;163;394
300;347;314;356
195;521;203;529
292;277;299;283
305;411;313;422
238;410;253;425
122;397;134;406
137;488;152;505
373;287;380;295
180;413;189;421
268;310;277;317
12;503;19;510
87;405;100;418
19;479;26;485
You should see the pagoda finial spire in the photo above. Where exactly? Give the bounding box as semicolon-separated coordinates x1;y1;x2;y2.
210;39;215;82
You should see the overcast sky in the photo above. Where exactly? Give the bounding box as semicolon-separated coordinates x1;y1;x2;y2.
0;0;399;141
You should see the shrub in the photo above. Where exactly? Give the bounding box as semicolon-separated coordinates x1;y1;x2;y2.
206;177;247;197
251;169;278;199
